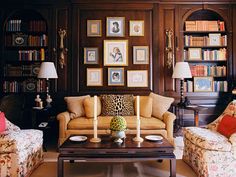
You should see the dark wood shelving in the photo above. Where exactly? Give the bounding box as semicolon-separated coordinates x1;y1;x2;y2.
184;46;227;48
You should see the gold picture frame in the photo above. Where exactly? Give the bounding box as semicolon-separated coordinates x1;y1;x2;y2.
133;46;149;64
188;48;202;60
87;20;102;37
194;76;213;92
127;70;148;87
104;40;128;66
106;17;125;37
86;68;103;86
129;20;144;36
108;68;124;86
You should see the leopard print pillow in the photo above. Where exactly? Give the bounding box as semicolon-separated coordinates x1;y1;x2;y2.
100;94;134;116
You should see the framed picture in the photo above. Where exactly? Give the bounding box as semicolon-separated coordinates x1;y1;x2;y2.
12;34;28;46
87;20;102;37
106;17;125;37
188;48;202;60
108;68;124;86
194;76;213;92
84;47;99;64
87;68;103;86
129;20;144;36
133;46;149;64
104;40;128;66
209;33;221;46
127;70;148;87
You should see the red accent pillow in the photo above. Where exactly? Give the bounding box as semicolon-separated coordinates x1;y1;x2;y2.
0;112;6;133
217;114;236;138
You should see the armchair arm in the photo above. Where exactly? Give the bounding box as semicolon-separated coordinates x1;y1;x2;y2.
229;133;236;159
163;111;176;143
57;111;71;145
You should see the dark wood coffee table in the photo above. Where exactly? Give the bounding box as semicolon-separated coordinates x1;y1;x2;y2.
58;134;176;177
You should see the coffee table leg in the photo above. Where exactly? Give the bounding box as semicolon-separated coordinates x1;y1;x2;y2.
58;157;64;177
170;158;176;177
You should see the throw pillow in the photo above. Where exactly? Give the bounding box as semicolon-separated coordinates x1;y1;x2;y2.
217;114;236;138
149;92;174;120
100;94;134;116
134;96;152;118
64;95;90;119
83;96;102;118
0;112;6;133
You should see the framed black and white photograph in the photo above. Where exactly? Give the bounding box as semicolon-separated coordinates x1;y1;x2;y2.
108;68;124;86
106;17;125;37
87;68;103;86
133;46;149;64
127;70;148;87
84;47;99;64
87;20;102;37
104;40;128;66
129;20;144;36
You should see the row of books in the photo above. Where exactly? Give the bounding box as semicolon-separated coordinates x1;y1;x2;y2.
190;65;227;77
18;48;46;61
5;20;46;32
185;20;225;31
184;80;228;92
184;35;227;46
183;48;227;61
4;34;48;47
4;64;40;77
3;80;46;93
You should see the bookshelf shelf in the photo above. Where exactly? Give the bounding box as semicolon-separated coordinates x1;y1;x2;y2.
185;60;227;63
182;31;227;34
184;46;227;49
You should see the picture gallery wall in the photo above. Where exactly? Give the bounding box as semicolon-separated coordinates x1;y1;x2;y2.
78;9;153;94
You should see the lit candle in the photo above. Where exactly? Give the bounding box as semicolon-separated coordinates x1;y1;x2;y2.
137;95;140;138
94;95;97;138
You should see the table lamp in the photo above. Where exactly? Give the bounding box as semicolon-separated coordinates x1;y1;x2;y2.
38;62;58;107
172;62;192;106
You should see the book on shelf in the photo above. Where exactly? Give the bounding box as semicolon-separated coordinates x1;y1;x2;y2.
184;80;193;92
189;65;226;77
6;20;22;32
185;20;225;31
213;81;228;92
18;48;46;61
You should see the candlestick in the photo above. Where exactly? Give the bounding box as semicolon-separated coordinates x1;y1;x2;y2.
90;95;101;143
133;95;144;142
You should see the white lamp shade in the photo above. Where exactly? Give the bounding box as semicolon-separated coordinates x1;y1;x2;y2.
172;62;192;79
38;62;58;79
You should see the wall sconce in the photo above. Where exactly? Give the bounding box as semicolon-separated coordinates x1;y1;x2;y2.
165;29;174;69
58;29;68;69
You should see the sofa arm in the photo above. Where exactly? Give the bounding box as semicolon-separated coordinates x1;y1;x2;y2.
162;111;176;143
229;133;236;159
57;111;71;145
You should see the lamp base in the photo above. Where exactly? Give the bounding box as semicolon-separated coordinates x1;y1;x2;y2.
90;137;101;143
133;136;144;142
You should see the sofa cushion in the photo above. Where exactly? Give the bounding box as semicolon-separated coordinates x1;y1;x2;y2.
64;95;90;119
100;94;134;116
83;96;102;118
217;114;236;138
184;127;232;152
149;92;174;120
134;96;152;118
67;116;166;130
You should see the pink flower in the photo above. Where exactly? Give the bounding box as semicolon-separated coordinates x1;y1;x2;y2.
210;164;218;171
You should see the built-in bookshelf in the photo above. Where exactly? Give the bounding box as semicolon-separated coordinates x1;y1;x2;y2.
2;10;48;93
183;11;228;93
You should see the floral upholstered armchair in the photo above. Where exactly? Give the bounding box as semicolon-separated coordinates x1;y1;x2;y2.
0;118;43;177
183;101;236;177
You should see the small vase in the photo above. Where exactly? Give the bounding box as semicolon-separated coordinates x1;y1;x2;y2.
111;130;126;143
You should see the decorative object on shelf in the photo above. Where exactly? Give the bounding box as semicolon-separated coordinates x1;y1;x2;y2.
46;94;52;108
84;47;99;64
87;68;103;86
38;62;58;103
104;40;128;66
133;46;149;64
108;68;124;86
12;34;28;46
188;48;202;60
193;76;213;92
129;20;144;36
35;94;42;108
58;29;68;69
127;70;148;87
90;95;101;143
106;17;125;37
209;33;221;46
165;29;173;69
133;96;143;142
172;62;192;106
110;115;127;143
87;20;102;37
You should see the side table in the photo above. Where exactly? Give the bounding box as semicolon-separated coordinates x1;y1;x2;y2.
172;103;208;130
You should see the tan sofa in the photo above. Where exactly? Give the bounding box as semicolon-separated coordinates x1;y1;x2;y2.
57;93;176;146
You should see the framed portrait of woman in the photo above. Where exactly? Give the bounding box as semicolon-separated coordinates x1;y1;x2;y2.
106;17;125;37
104;40;128;66
108;68;124;86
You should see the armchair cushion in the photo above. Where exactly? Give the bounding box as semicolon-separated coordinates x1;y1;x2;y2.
217;114;236;138
0;112;6;132
184;127;232;151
